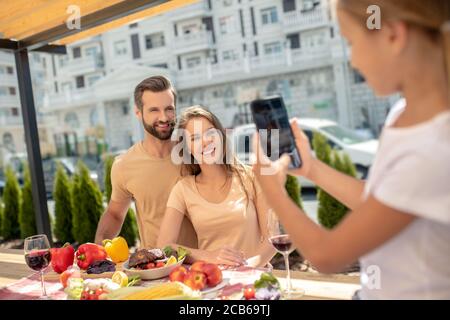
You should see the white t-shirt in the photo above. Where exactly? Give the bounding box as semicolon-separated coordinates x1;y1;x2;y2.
360;99;450;300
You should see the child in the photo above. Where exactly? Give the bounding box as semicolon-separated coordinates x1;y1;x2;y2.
252;0;450;299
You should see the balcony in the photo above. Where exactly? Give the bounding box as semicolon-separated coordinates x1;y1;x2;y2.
169;0;211;22
0;115;22;127
59;53;105;75
176;46;332;88
44;88;96;110
0;73;17;87
282;8;330;32
172;30;214;55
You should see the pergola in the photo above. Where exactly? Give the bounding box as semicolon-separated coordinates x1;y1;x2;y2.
0;0;198;244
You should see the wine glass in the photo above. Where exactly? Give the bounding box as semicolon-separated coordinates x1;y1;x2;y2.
267;210;304;299
24;234;52;299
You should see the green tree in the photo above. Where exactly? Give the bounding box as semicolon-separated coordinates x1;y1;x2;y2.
71;161;104;243
1;167;21;240
313;132;357;229
285;175;303;209
104;156;138;247
0;197;3;239
53;162;74;243
18;166;37;238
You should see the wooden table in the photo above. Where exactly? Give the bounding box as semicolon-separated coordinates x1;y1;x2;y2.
0;249;361;300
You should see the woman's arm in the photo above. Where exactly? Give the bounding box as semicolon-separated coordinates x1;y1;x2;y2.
157;207;246;266
264;184;415;273
288;120;366;210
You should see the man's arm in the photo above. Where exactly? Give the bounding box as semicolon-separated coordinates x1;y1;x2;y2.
95;199;131;244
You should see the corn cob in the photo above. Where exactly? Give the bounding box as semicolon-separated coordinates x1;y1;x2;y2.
121;282;200;300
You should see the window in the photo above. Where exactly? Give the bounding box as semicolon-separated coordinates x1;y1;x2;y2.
122;103;130;115
3;133;15;152
264;42;282;55
75;75;85;88
87;75;101;86
145;33;165;49
287;33;300;49
61;82;72;92
129;22;138;28
6;66;13;74
114;40;128;56
354;69;366;84
65;112;80;129
222;0;233;6
11;107;19;116
186;57;201;68
282;0;296;12
301;0;320;12
222;50;238;62
219;16;236;35
90;109;99;126
261;7;278;25
72;47;81;59
85;46;98;57
9;87;16;95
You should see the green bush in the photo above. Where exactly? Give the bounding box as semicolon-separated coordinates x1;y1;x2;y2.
53;163;74;243
104;156;138;247
71;161;104;244
0;197;3;239
1;167;21;240
19;166;37;238
285;175;303;209
313;132;357;229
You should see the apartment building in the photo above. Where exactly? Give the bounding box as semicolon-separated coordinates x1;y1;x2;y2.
1;0;397;157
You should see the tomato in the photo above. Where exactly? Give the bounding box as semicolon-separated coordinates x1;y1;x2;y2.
244;287;256;300
146;262;156;269
156;261;165;268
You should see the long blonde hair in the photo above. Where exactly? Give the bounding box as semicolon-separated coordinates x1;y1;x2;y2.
175;105;255;202
337;0;450;99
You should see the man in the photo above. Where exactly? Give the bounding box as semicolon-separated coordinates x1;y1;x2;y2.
95;76;197;248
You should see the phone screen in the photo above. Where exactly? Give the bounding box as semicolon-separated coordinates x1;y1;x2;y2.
250;96;302;168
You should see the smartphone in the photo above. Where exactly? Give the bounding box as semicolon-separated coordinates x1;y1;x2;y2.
250;96;302;169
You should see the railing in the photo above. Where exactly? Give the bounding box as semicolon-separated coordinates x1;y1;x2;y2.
176;45;332;85
59;53;104;74
282;8;329;29
172;30;214;52
45;88;96;108
0;116;22;126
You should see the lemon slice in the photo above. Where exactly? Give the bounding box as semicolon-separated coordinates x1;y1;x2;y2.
112;271;128;287
165;256;177;266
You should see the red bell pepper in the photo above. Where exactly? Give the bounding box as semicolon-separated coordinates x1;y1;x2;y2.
75;243;108;270
50;243;75;274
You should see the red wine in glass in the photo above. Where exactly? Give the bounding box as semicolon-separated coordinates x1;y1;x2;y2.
24;234;52;299
25;250;51;271
269;235;294;254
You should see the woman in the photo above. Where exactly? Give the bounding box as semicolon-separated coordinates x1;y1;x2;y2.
252;0;450;299
157;106;276;267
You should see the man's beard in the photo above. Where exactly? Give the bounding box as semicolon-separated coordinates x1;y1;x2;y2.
142;117;175;141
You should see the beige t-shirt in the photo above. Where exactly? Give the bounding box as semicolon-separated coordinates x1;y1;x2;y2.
111;142;198;249
166;171;266;258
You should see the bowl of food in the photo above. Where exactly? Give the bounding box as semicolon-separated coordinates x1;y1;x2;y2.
123;247;187;280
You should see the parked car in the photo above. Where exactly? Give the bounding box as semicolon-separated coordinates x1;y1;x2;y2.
232;119;379;187
42;157;99;199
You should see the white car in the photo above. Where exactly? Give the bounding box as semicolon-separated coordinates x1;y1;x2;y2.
232;119;379;188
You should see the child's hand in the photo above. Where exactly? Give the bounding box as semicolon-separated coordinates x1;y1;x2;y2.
289;118;314;179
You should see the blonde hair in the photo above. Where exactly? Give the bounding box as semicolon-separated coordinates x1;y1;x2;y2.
176;105;255;203
337;0;450;99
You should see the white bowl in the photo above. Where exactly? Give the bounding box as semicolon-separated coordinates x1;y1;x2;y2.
122;258;185;280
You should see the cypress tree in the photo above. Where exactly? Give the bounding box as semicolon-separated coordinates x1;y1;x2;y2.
18;166;37;238
1;167;21;240
53;162;74;243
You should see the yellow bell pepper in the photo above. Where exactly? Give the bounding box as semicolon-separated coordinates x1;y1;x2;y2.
102;236;129;263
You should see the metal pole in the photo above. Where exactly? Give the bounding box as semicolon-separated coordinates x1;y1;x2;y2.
14;48;53;244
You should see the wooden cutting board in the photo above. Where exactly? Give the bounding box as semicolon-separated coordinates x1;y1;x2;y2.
44;263;124;282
